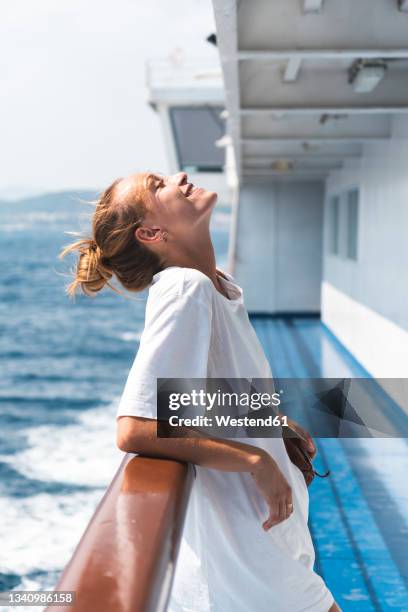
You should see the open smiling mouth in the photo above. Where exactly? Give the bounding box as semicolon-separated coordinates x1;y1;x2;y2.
185;184;203;198
185;183;194;197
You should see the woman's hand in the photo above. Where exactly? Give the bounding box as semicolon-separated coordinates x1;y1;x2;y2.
287;418;317;459
250;451;293;531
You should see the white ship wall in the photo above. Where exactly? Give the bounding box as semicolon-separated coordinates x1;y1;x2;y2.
322;115;408;379
233;180;324;314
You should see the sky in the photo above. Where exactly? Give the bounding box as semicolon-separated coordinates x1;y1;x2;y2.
0;0;218;199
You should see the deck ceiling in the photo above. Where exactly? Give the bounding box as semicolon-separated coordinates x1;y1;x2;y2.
212;0;408;180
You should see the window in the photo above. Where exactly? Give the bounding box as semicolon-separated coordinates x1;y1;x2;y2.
170;106;225;172
329;195;340;255
328;188;359;260
346;188;359;260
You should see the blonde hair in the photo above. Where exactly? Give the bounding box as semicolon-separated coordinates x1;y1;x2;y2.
59;172;161;298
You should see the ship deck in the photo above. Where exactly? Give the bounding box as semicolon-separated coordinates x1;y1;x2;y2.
251;316;408;611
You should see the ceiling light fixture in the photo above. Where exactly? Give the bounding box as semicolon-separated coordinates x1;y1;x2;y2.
348;60;387;93
303;0;324;14
271;160;293;172
302;142;321;152
319;113;349;124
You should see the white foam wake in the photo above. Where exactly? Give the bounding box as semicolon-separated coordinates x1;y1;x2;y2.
0;399;125;605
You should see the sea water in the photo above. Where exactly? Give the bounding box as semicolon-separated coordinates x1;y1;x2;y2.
0;192;231;598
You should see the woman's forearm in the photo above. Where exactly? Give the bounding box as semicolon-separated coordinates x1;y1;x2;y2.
117;416;293;530
117;416;269;474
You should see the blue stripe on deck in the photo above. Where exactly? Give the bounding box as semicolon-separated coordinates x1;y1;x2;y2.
250;316;408;612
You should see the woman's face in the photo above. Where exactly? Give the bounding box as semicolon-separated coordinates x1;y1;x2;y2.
127;171;218;248
150;171;218;225
117;171;217;249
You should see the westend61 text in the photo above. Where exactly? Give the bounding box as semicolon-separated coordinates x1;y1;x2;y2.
168;414;288;428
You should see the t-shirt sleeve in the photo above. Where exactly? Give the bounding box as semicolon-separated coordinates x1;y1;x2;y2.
116;289;213;420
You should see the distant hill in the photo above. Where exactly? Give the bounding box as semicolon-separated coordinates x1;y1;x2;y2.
0;190;99;212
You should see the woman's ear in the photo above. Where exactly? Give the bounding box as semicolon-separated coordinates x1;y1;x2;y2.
134;226;162;245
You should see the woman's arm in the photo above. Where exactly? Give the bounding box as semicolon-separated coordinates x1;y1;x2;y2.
117;415;293;530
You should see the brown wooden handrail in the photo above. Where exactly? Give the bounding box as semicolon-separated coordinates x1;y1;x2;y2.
46;454;195;612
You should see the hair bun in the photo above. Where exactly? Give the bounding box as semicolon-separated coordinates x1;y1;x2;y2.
59;236;112;298
59;172;162;299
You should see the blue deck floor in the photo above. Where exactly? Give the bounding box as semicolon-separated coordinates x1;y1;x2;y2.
251;316;408;612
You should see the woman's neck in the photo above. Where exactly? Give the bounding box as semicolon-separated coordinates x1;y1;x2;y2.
162;235;229;299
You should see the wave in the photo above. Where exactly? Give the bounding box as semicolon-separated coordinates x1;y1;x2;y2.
0;400;124;593
0;396;107;410
0;488;106;591
2;400;122;487
11;373;83;383
119;330;143;342
0;461;96;498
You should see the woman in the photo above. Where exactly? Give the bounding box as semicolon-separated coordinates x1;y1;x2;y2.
60;171;341;612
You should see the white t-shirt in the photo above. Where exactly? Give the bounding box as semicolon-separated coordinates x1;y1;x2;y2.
116;266;334;612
